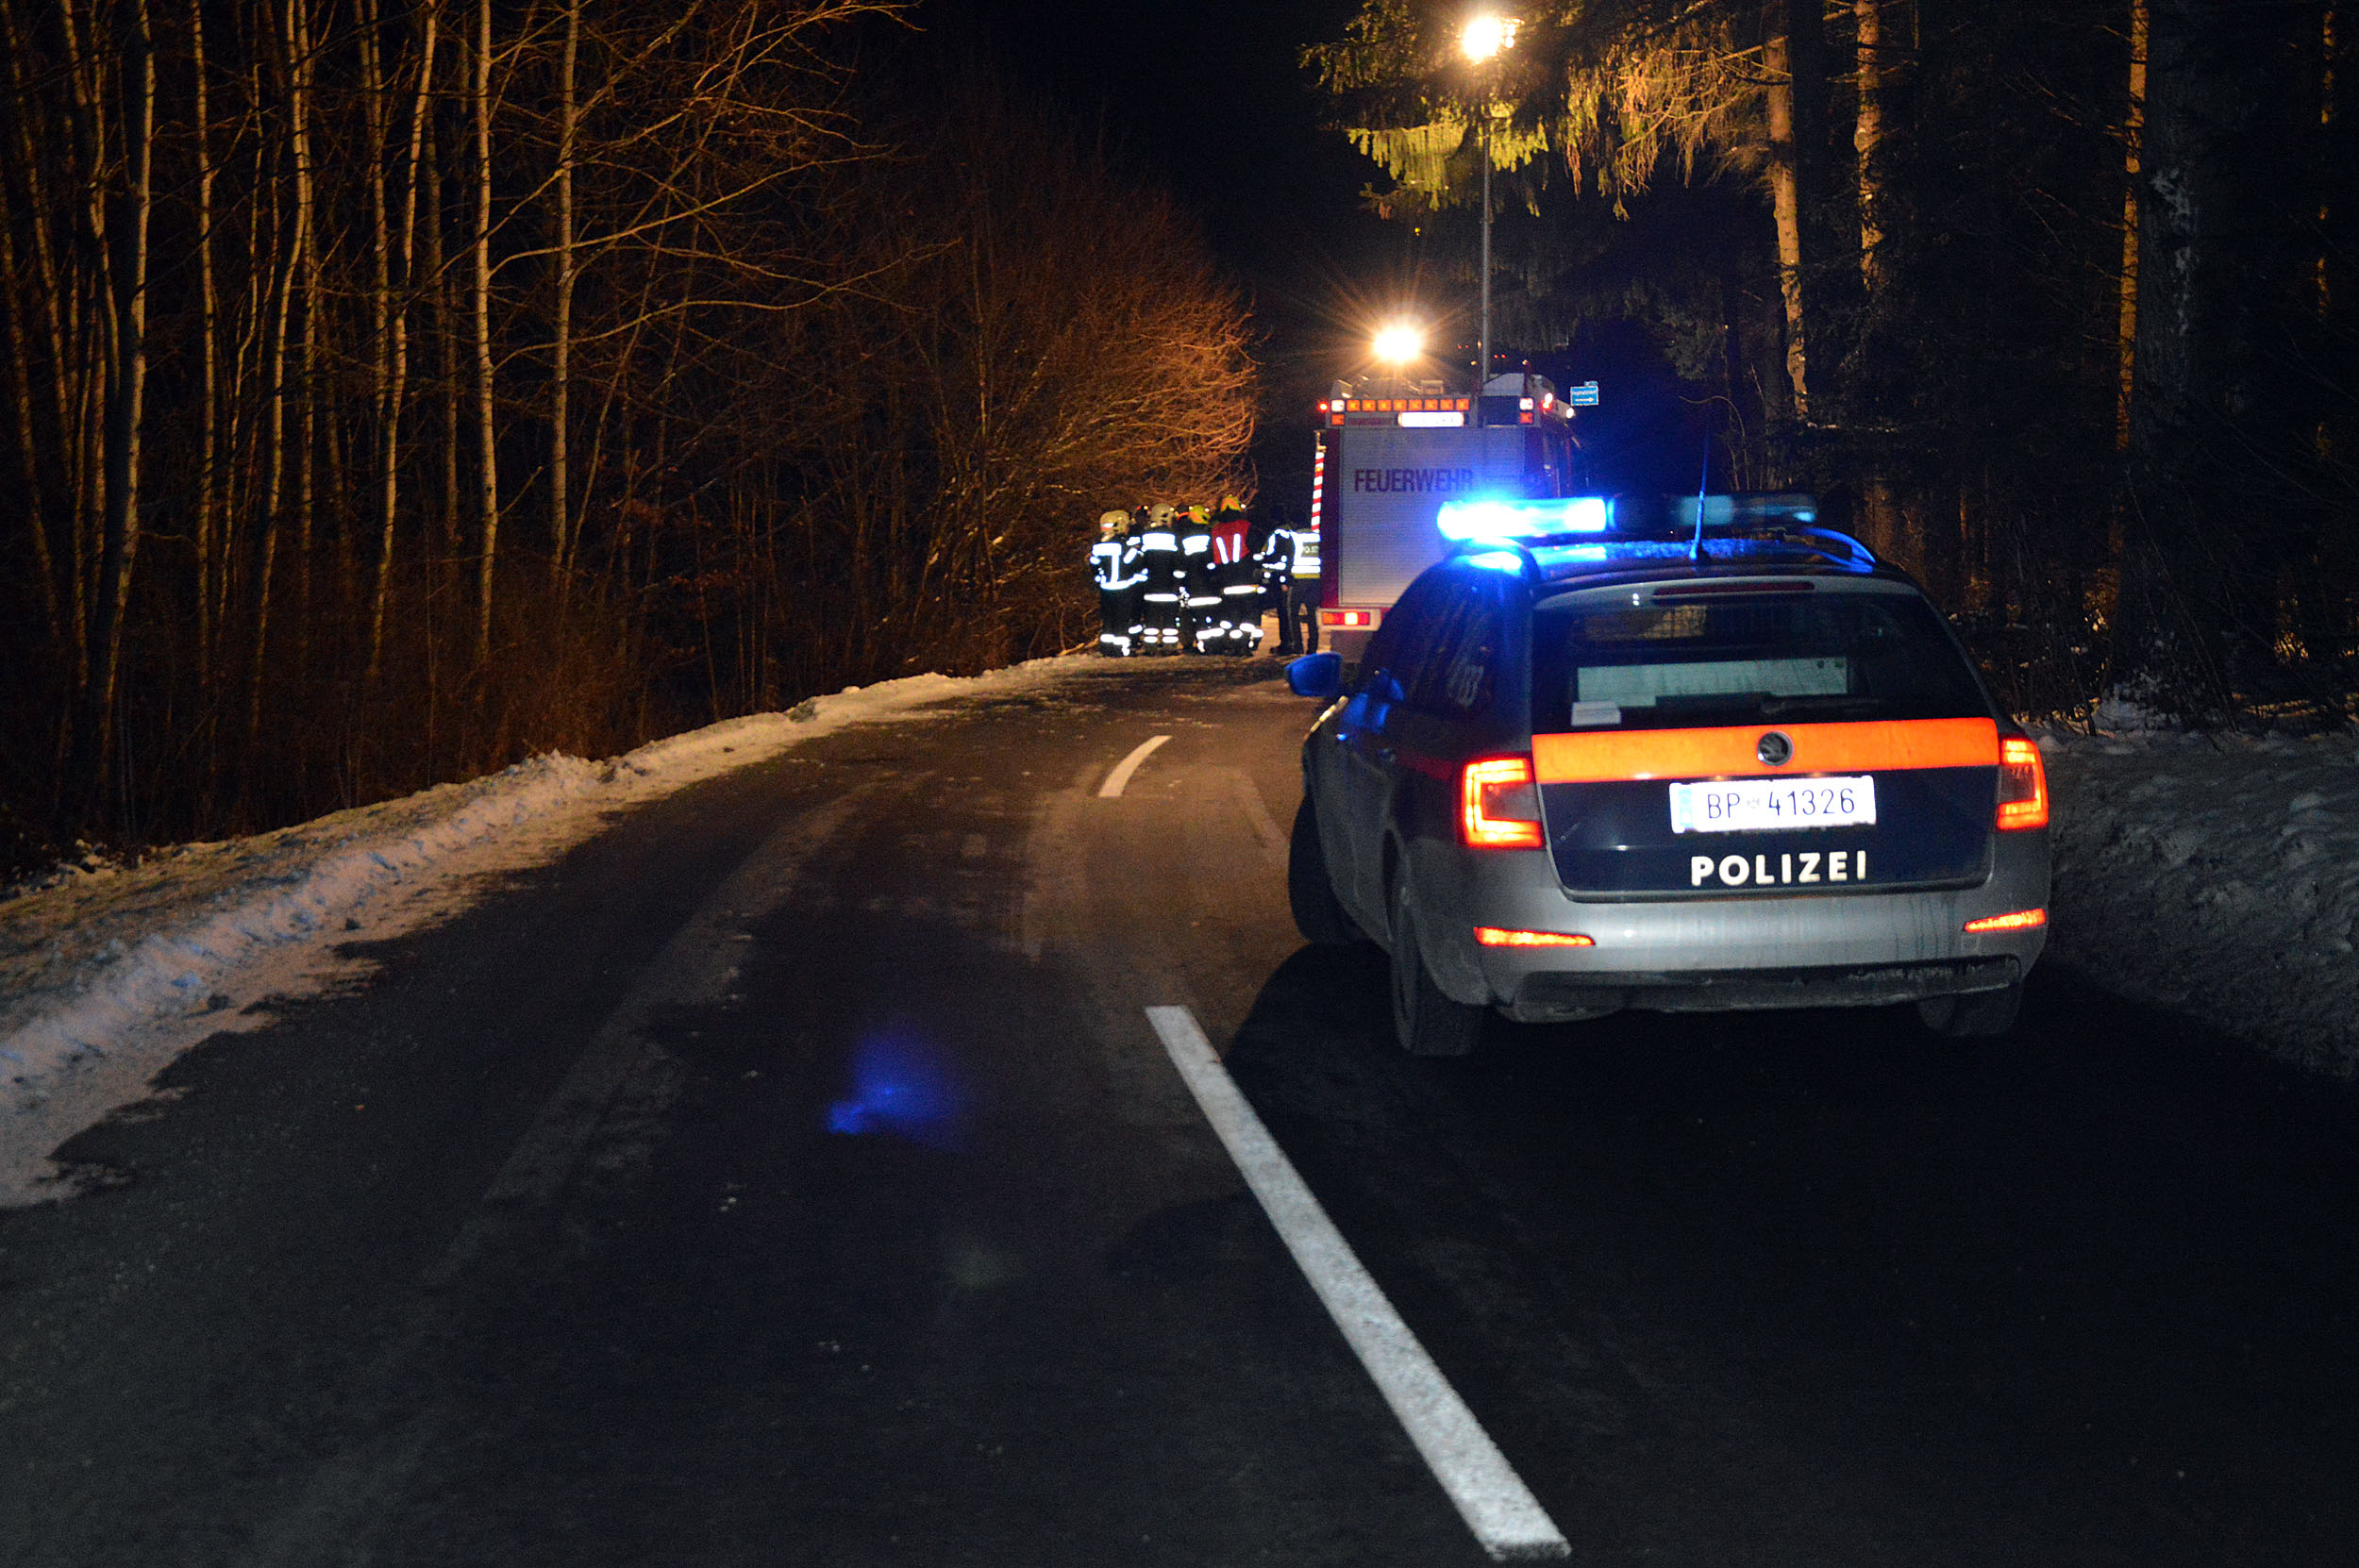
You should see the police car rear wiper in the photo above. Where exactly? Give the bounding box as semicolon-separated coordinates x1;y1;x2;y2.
1759;696;1883;718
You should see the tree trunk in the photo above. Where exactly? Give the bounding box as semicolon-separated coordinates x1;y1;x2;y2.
2115;0;2148;451
471;0;500;668
1854;0;1886;295
1764;12;1810;419
367;0;437;678
290;0;319;683
548;0;578;598
61;0;157;813
189;0;219;689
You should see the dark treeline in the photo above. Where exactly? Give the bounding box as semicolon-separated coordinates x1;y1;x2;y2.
1312;0;2355;721
0;0;1255;859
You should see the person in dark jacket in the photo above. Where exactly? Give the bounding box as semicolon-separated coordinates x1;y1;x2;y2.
1258;506;1322;654
1090;510;1143;655
1133;503;1183;653
1207;495;1262;654
1175;503;1217;654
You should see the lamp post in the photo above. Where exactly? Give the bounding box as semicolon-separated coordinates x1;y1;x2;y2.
1460;13;1516;411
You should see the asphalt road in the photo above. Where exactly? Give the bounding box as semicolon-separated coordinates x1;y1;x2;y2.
3;658;2357;1566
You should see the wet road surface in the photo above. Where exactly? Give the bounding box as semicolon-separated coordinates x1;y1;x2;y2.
3;659;2356;1565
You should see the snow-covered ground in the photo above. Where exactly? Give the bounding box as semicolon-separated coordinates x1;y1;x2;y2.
2039;723;2359;1077
0;659;1079;1201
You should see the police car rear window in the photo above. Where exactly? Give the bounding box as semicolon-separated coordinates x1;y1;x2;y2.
1530;591;1988;732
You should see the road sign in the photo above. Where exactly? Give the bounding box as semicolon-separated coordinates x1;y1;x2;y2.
1566;381;1600;408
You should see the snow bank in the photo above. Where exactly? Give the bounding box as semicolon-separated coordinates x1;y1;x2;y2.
0;658;1076;1196
2040;725;2359;1076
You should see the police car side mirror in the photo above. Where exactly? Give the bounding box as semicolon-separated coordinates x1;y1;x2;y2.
1286;652;1342;700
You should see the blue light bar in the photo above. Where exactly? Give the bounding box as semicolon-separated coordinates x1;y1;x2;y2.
1436;495;1612;541
1459;549;1528;573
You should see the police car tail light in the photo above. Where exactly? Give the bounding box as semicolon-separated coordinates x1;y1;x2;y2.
1474;926;1594;947
1995;736;2049;830
1462;758;1544;849
1963;908;2047;933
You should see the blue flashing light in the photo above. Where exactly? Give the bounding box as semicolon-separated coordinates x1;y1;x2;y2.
1530;532;1877;581
1461;549;1527;573
1436;495;1612;541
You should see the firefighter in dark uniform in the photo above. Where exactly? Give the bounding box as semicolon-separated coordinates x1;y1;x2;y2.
1090;510;1142;656
1255;506;1291;648
1259;507;1322;654
1176;503;1218;654
1207;494;1262;655
1133;503;1183;653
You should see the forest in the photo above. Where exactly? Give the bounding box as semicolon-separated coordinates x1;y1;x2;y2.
0;0;1257;859
1310;0;2355;725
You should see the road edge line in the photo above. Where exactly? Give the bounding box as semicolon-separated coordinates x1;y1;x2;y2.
1144;1004;1571;1562
1096;734;1172;798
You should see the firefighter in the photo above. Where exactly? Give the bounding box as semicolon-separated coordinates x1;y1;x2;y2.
1208;494;1263;655
1176;503;1218;653
1133;503;1183;653
1260;506;1322;654
1090;510;1142;656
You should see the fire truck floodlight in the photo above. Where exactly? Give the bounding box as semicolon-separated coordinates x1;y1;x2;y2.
1436;495;1613;541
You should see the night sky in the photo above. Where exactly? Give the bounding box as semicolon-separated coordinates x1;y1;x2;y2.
923;0;1709;506
923;0;1428;505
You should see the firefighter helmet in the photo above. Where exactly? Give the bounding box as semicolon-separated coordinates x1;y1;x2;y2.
1098;509;1129;536
1213;494;1248;521
1147;503;1177;528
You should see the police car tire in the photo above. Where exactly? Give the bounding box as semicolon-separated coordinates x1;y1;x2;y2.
1288;798;1360;947
1388;879;1484;1059
1916;981;2022;1039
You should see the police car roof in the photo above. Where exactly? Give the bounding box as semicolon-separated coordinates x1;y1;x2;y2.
1445;525;1913;592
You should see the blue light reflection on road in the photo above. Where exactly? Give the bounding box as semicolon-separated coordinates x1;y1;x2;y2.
826;1028;968;1149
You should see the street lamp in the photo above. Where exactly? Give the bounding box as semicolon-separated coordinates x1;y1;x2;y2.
1372;320;1425;368
1461;12;1518;410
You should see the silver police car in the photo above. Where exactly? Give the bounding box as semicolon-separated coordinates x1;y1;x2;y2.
1284;493;2051;1057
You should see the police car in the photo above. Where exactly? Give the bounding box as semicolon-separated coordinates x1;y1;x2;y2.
1283;492;2050;1057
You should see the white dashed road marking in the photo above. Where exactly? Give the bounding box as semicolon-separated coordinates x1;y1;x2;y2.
1145;1005;1571;1562
1096;735;1172;798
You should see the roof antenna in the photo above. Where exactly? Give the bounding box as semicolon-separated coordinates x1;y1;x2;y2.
1688;421;1712;562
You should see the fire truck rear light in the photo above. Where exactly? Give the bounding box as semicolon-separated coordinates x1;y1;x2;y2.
1321;609;1377;628
1963;908;2047;933
1462;757;1544;849
1475;927;1594;948
1996;736;2049;830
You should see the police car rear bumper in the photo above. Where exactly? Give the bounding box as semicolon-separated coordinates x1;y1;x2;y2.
1409;829;2050;1019
1503;957;2021;1023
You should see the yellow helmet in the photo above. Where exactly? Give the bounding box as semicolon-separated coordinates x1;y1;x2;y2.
1180;504;1211;525
1214;493;1249;520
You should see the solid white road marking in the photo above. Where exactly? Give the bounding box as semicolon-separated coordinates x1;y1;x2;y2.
1145;1005;1571;1562
1096;734;1173;798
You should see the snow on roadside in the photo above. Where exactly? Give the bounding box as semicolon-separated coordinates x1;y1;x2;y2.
2039;724;2359;1076
0;658;1078;1200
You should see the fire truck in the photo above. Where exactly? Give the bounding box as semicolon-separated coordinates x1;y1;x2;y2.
1311;372;1583;661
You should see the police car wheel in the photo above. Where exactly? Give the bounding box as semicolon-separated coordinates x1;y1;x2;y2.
1916;980;2022;1039
1387;878;1484;1059
1287;798;1360;947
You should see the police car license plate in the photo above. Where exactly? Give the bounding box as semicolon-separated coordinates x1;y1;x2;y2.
1668;776;1877;834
